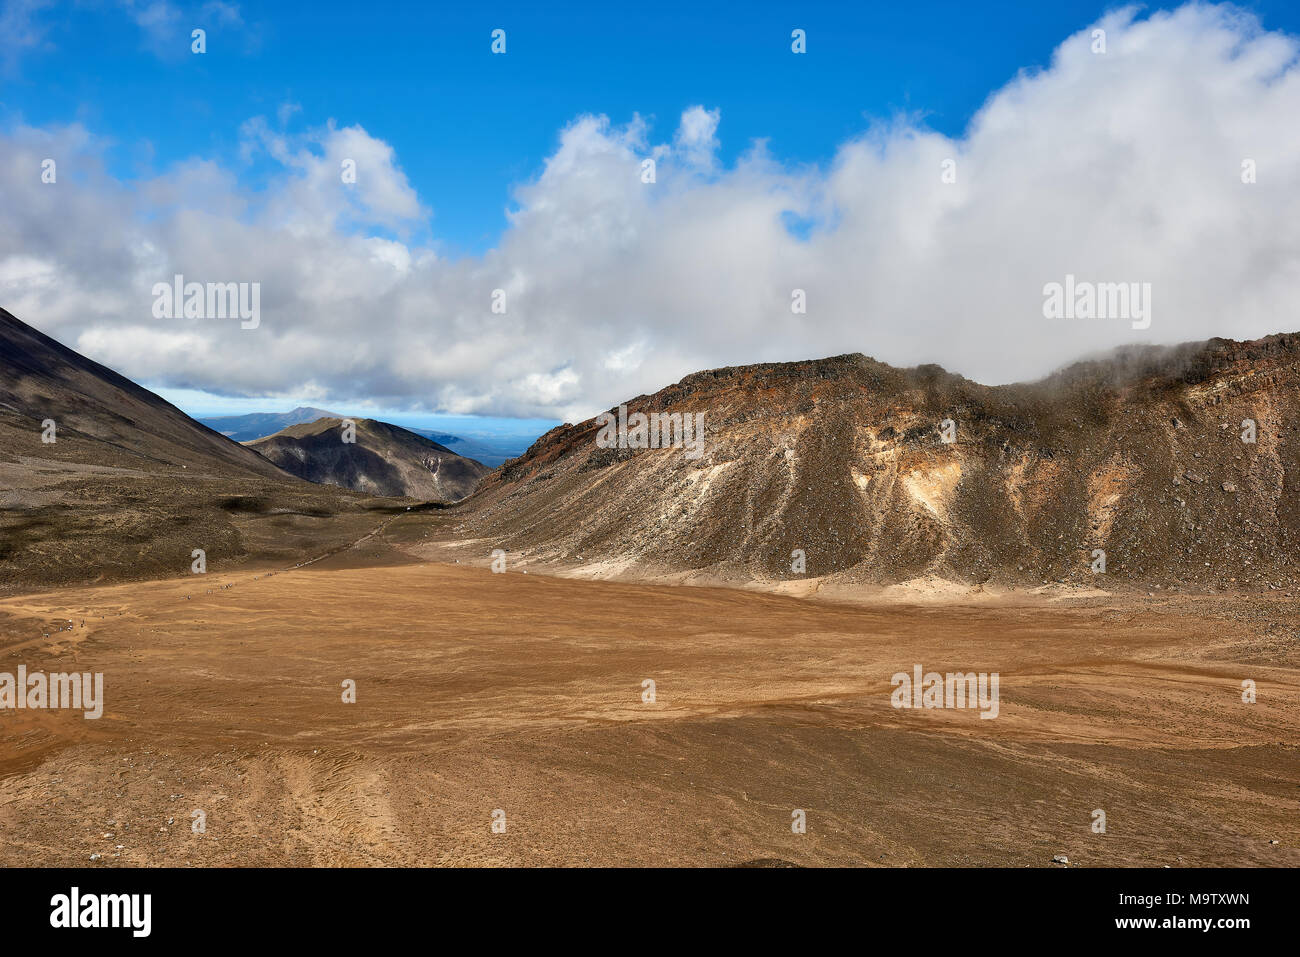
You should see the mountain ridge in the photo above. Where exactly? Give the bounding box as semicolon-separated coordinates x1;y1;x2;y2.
0;307;380;591
247;416;490;501
448;332;1300;592
199;409;520;466
198;407;343;443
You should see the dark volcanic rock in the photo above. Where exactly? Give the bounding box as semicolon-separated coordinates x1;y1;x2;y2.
248;417;490;502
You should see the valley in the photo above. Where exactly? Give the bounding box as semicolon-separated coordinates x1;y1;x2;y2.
2;305;1298;868
0;538;1295;867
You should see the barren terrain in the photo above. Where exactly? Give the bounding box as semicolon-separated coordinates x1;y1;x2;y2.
461;336;1300;593
1;526;1296;867
2;310;1298;867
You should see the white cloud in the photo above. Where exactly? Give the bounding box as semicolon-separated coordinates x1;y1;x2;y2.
0;0;53;72
120;0;182;52
3;3;1300;422
674;105;721;170
117;0;250;58
200;0;241;27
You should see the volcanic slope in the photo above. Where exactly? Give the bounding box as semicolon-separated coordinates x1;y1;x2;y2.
0;308;382;592
0;306;288;479
247;417;491;502
441;334;1300;592
199;406;342;443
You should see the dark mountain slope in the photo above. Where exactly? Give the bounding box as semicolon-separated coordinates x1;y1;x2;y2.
0;307;288;479
0;308;378;591
248;417;490;501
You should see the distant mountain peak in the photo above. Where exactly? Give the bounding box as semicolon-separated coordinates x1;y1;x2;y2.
247;416;490;501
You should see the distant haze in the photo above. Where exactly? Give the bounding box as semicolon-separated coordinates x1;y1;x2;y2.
197;407;551;466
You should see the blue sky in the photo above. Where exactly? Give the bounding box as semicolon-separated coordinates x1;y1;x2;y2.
8;0;1296;256
5;1;1300;436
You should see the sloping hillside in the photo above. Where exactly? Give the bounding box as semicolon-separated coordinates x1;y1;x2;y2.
248;417;490;501
445;334;1300;592
0;308;379;591
0;306;288;480
198;407;342;443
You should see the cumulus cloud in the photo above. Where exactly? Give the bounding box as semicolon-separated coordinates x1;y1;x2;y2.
674;105;721;170
3;3;1300;421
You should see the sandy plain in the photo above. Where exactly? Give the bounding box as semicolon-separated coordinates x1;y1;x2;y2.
0;517;1297;867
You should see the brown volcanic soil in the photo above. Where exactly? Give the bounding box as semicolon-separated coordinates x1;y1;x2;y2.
247;417;490;502
0;541;1296;867
448;334;1300;594
0;460;417;594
